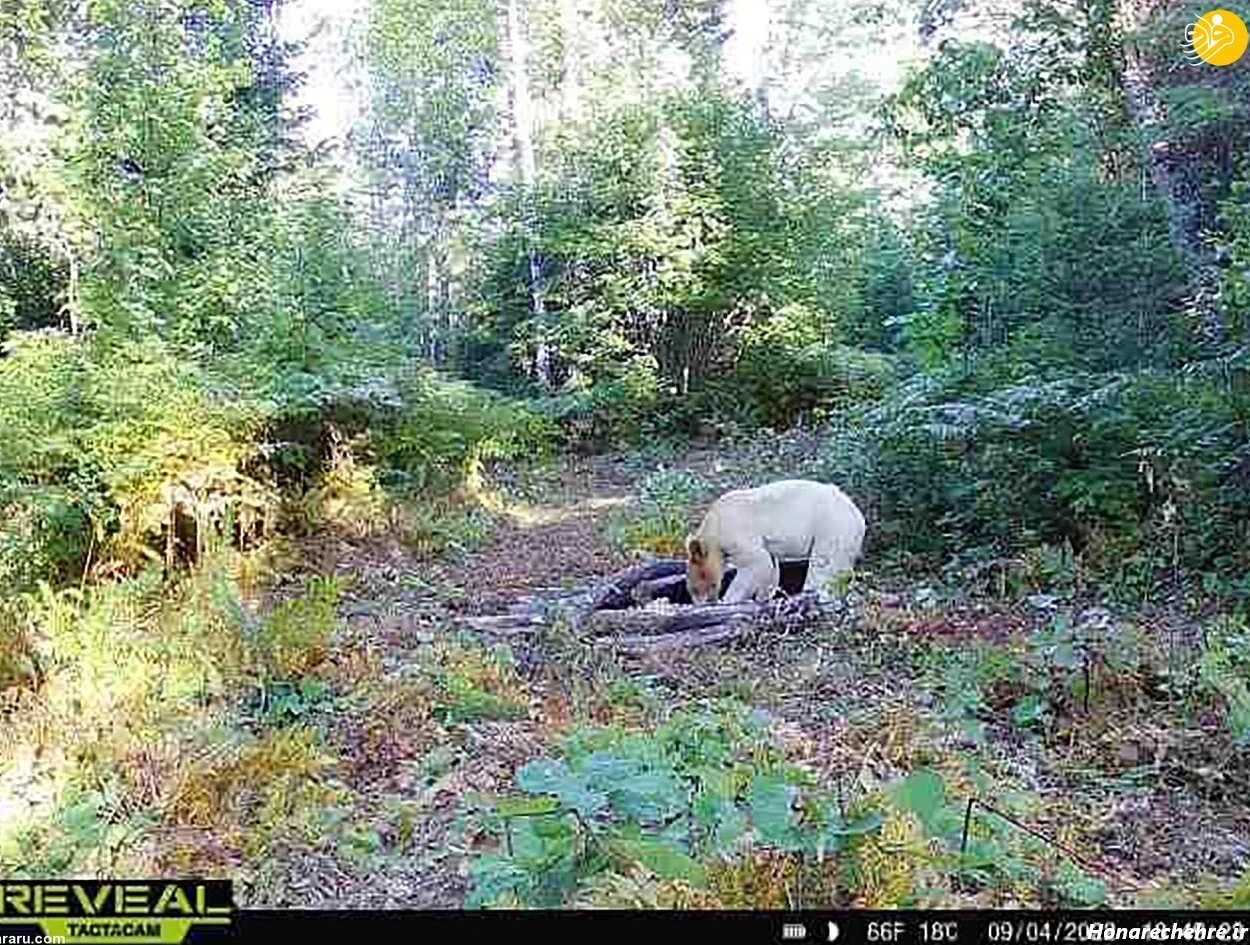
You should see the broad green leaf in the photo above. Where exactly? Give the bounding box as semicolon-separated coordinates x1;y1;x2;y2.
580;751;641;785
1012;695;1045;726
515;757;571;793
747;774;799;848
712;801;749;853
607;834;707;885
1055;862;1107;906
465;855;530;910
515;758;607;817
493;796;563;818
892;769;946;829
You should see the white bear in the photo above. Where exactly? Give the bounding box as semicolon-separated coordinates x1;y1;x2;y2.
685;479;866;604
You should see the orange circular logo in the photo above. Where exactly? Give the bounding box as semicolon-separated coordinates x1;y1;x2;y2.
1186;9;1248;66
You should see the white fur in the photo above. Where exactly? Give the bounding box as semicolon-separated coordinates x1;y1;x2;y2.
690;479;866;603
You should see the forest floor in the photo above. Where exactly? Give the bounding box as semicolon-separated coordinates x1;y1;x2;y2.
237;438;1250;910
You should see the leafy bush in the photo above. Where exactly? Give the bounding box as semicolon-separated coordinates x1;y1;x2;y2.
731;305;896;428
376;369;559;493
1197;617;1250;745
816;369;1250;590
887;768;1106;906
533;357;664;450
249;574;343;684
462;700;884;908
425;643;530;725
0;332;274;591
0;540;353;879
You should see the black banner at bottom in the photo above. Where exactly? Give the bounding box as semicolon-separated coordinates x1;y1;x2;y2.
213;910;1249;944
3;905;1247;943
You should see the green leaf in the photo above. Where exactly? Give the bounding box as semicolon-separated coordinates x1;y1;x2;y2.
1055;862;1107;906
892;769;946;829
515;758;571;793
836;811;885;837
713;801;750;853
606;834;707;885
581;751;642;784
1012;695;1046;726
611;770;687;820
747;774;799;848
465;855;531;909
494;796;564;818
515;758;607;817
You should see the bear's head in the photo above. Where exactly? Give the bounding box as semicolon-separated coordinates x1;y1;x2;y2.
685;535;723;603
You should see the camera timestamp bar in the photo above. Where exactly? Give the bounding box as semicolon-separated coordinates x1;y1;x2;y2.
804;915;1250;945
218;911;1250;943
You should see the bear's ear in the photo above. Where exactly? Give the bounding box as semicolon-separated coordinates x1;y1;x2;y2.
686;535;704;563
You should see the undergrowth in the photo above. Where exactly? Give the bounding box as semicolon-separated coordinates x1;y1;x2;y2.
456;693;1119;910
607;469;715;558
0;543;345;880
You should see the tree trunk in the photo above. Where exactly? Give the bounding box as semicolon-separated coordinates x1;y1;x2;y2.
505;0;551;388
1117;0;1225;346
558;0;583;123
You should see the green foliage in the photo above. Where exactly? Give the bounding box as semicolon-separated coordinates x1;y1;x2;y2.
0;230;68;336
374;370;559;493
607;468;714;557
1201;869;1250;910
2;784;129;879
464;83;888;436
250;574;343;685
890;767;1104;905
0;332;272;590
0;328;550;596
732;303;896;428
817;370;1250;589
463;701;884;908
1197;618;1250;745
534;357;665;449
919;610;1146;745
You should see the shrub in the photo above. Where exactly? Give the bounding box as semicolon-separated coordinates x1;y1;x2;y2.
376;369;559;493
732;304;896;429
0;332;275;590
607;469;715;557
534;357;663;450
816;369;1250;590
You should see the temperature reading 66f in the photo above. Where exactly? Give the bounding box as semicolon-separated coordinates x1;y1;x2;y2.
921;922;959;943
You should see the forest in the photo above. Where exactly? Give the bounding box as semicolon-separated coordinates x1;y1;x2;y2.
1;0;1249;911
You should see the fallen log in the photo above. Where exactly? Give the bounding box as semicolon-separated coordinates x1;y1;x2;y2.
593;621;752;654
586;558;690;611
629;573;688;605
583;590;831;639
456;556;840;650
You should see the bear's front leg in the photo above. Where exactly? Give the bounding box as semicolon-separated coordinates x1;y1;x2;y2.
720;547;779;603
803;545;857;599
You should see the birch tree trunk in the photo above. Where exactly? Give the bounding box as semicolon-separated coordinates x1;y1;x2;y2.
506;0;551;388
558;0;583;123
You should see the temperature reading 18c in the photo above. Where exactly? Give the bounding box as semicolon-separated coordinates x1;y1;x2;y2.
921;922;960;943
